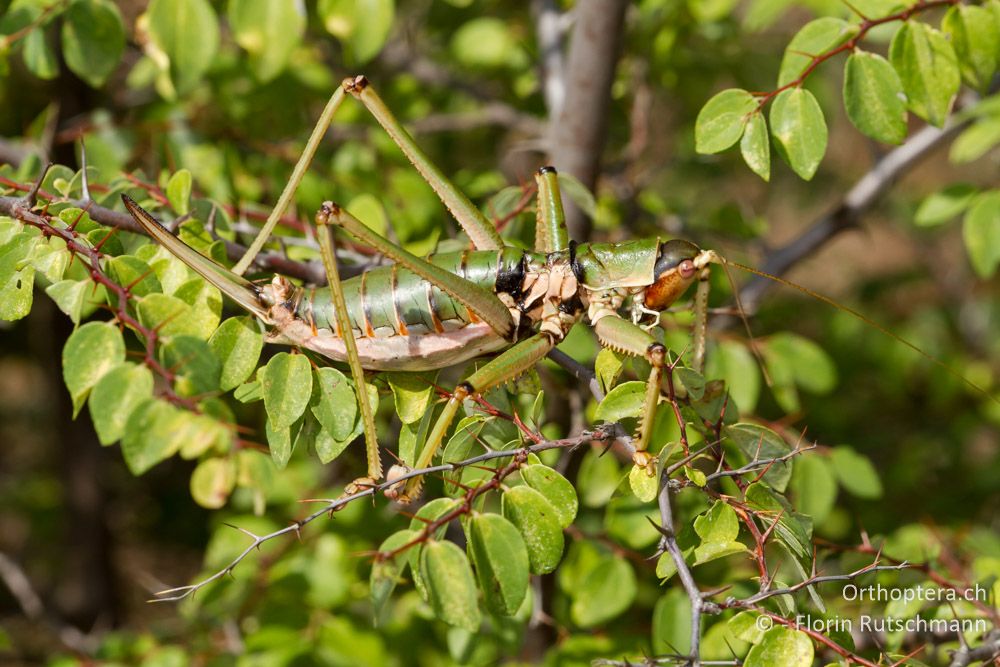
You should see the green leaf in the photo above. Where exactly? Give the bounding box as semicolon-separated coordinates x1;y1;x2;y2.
963;192;1000;278
370;529;416;624
744;483;813;564
914;184;979;227
843;51;907;144
147;0;220;95
695;89;758;154
569;555;637;628
693;500;748;564
520;464;578;528
724;423;793;492
557;172;597;219
451;17;514;69
173;278;222;339
594;380;646;422
594;348;625;396
189;457;235;509
228;0;305;82
23;28;58;80
942;5;1000;92
136;293;199;338
107;255;163;297
653;589;693;654
467;513;529;616
779;18;857;86
629;463;658;502
264;416;293;469
705;339;760;413
766;332;837;395
45;279;95;325
744;626;813;667
889;22;960;127
61;0;125;88
208;316;263;391
165;169;192;215
311;367;357;441
790;454;837;523
501;485;564;575
740;110;771;181
577;447;621;508
950;117;1000;164
729;611;766;644
260;352;312;429
0;267;34;321
88;363;154;445
160;335;220;397
829;446;883;499
385;372;433;425
769;88;827;180
420;540;481;632
318;0;394;65
234;378;262;403
62;321;126;417
121;399;188;474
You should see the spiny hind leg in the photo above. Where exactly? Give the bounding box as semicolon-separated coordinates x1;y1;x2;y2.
314;209;382;487
392;333;556;504
341;76;504;251
318;202;516;340
236;74;504;275
593;316;668;476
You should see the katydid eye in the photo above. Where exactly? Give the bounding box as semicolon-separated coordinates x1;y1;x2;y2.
678;259;696;279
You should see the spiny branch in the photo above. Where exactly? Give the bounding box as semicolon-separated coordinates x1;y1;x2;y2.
151;428;615;603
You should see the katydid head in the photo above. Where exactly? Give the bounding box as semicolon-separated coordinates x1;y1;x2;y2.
643;240;719;311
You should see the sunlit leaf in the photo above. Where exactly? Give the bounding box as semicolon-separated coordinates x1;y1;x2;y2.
769;88;827;180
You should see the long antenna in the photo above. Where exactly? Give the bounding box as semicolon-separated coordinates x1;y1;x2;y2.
725;259;1000;407
714;255;773;387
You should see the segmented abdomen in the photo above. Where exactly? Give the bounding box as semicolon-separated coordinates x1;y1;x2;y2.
298;248;527;340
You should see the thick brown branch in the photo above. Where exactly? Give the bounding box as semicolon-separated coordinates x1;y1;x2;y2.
549;0;629;240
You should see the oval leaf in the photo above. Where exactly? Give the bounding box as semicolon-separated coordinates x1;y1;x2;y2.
695;88;758;154
208;316;263;391
779;18;856;86
962;191;1000;278
744;626;814;667
520;464;578;528
61;0;125;88
769;88;827;180
420;540;481;632
88;362;154;445
843;51;908;144
889;22;960;127
467;513;529;616
740;110;771;181
501;485;564;575
260;352;313;429
62;321;126;417
228;0;305;82
570;556;637;628
147;0;220;95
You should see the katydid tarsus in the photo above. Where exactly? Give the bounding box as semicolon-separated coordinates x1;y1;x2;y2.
121;75;993;503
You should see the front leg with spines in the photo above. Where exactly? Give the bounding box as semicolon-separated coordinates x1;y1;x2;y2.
593;315;668;476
